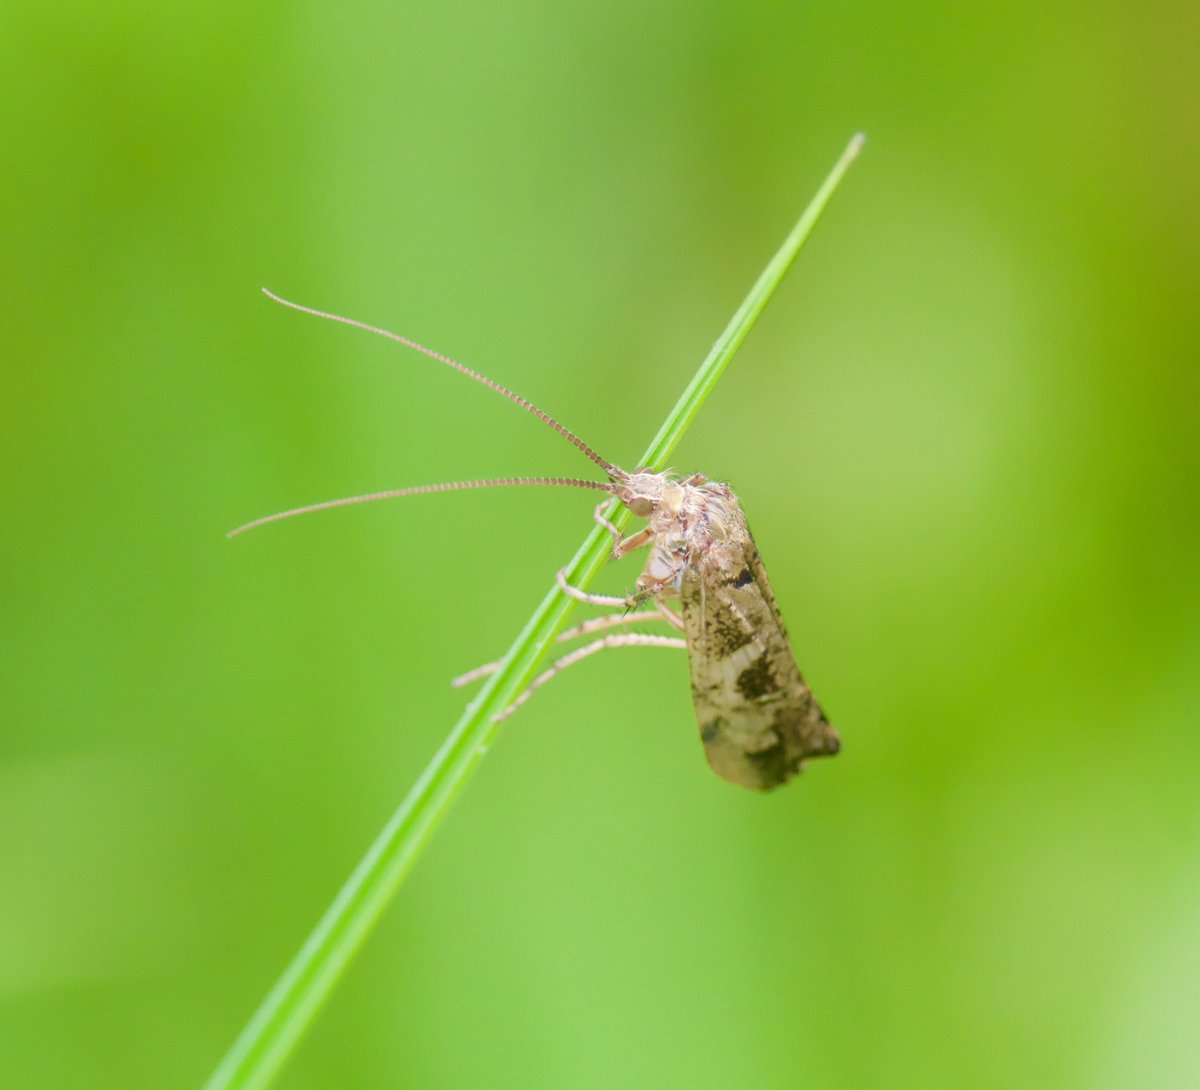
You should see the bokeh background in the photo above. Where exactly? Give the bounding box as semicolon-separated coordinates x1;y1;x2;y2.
3;4;1198;1088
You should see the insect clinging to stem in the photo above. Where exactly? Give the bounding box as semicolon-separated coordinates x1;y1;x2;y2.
231;289;840;790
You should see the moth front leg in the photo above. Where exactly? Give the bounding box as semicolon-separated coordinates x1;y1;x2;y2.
592;500;655;561
592;500;623;552
613;526;654;559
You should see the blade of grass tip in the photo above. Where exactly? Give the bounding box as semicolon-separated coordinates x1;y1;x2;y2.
203;131;865;1090
641;131;865;470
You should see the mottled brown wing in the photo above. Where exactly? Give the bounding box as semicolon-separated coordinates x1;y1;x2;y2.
681;533;840;790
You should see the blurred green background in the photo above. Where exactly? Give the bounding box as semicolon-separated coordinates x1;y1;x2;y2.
3;3;1198;1088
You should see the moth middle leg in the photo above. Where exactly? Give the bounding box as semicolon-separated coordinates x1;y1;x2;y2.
555;567;630;609
555;566;681;622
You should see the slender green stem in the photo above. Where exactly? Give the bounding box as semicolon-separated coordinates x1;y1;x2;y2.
204;133;864;1090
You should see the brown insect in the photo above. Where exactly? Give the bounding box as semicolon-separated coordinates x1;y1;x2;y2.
231;290;840;789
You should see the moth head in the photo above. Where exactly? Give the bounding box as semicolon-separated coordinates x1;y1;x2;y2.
612;471;684;522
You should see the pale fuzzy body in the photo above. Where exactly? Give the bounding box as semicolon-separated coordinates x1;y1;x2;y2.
612;471;840;790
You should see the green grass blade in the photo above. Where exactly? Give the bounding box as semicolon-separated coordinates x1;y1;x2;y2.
204;132;865;1090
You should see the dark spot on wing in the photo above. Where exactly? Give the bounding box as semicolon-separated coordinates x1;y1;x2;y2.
736;654;777;701
729;567;754;588
712;621;754;654
700;719;721;743
745;738;794;789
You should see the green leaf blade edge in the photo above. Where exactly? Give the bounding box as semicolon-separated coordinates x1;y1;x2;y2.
205;132;865;1090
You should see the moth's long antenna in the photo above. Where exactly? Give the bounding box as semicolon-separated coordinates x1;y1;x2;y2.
227;476;614;538
262;289;623;479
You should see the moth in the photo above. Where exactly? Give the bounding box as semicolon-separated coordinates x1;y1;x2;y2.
232;290;840;790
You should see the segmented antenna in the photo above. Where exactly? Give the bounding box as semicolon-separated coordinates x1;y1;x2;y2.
262;289;623;478
227;477;614;538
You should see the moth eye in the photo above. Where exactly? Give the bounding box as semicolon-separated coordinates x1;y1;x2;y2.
628;497;653;517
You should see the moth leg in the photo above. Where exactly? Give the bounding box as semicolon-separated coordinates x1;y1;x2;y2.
451;610;675;689
451;661;500;688
494;633;687;722
613;526;654;560
592;501;658;561
592;500;623;550
556;567;630;608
